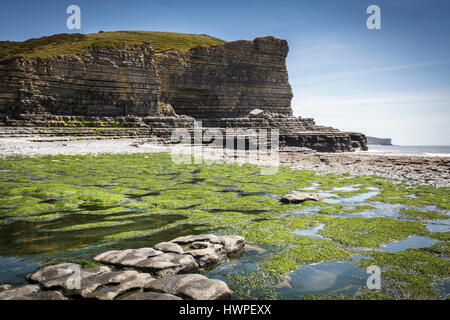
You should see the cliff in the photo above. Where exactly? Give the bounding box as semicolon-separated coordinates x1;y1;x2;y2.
0;33;367;152
367;136;392;145
156;36;293;118
0;36;292;120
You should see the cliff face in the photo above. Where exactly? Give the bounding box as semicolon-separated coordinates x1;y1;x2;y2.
0;35;367;152
155;36;293;118
0;36;292;120
367;136;392;145
0;45;161;118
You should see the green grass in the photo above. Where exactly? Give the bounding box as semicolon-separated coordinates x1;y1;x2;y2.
0;31;226;60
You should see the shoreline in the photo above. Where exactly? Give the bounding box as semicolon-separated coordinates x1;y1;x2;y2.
0;137;449;187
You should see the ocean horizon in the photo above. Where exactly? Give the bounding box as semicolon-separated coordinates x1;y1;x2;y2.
361;144;450;157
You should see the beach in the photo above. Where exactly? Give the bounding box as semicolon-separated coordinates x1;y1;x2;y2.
1;137;448;187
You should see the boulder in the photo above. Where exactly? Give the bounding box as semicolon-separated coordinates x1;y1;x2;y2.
20;291;68;300
280;192;323;203
0;285;40;300
85;271;154;300
0;284;12;292
144;274;207;295
134;252;199;276
121;291;182;300
176;279;232;300
170;234;222;245
93;248;163;266
219;235;245;256
154;242;184;254
184;248;222;268
248;109;265;118
27;263;111;291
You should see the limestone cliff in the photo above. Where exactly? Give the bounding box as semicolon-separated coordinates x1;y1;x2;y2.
0;44;161;118
0;35;367;152
155;36;293;118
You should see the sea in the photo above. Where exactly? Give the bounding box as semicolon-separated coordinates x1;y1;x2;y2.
359;145;450;157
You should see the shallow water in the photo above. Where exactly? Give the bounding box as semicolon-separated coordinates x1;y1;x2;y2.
294;224;325;238
0;153;448;299
277;261;368;299
381;236;438;252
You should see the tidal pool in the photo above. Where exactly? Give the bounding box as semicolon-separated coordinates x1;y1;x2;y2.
0;153;448;299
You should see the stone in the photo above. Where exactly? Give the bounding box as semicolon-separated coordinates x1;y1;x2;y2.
94;248;163;266
144;274;207;295
20;291;68;300
280;192;323;203
27;263;111;291
176;279;232;300
219;235;245;256
134;252;199;276
0;285;40;300
184;248;223;268
66;271;122;297
85;271;154;300
0;284;12;292
248;109;265;118
154;242;184;254
26;263;80;284
170;234;222;245
121;291;182;300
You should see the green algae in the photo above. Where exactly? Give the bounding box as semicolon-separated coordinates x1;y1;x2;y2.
399;208;448;221
0;152;449;300
421;241;450;257
358;249;450;299
53;220;134;231
319;217;430;248
317;204;376;215
0;196;41;208
5;203;56;216
18;213;63;222
261;238;351;277
429;231;450;241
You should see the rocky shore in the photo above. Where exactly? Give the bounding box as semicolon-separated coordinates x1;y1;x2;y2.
0;234;244;300
0;137;448;187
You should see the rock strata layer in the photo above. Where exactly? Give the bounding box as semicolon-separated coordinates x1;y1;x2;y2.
0;234;242;300
0;36;367;152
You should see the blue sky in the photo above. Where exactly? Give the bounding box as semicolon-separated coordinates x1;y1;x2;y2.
1;0;449;145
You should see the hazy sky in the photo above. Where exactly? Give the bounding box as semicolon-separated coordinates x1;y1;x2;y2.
1;0;449;145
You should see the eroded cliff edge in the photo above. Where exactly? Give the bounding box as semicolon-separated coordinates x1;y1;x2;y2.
0;35;367;152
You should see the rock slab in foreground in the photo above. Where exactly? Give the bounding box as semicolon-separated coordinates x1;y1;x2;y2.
0;234;244;300
94;234;245;275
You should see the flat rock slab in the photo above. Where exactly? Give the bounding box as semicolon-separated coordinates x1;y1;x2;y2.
94;234;245;275
121;291;182;300
280;192;323;203
1;234;242;300
144;274;232;300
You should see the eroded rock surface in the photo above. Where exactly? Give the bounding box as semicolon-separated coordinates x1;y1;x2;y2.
0;234;242;300
94;234;245;275
280;192;323;203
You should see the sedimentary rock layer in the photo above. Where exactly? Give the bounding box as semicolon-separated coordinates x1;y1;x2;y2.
0;44;161;118
155;36;293;118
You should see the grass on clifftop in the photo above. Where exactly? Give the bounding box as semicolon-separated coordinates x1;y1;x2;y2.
0;31;226;60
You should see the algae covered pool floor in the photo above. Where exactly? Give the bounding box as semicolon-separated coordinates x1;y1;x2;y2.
0;153;448;299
